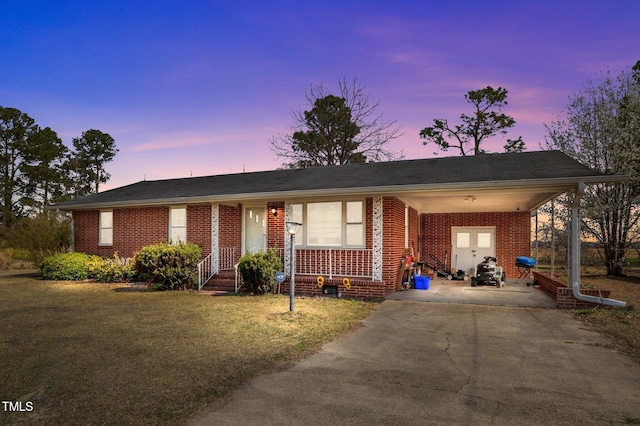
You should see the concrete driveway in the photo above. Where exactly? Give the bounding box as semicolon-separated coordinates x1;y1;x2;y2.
190;300;640;425
387;278;557;308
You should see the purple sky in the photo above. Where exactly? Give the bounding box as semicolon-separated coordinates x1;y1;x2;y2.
2;1;639;191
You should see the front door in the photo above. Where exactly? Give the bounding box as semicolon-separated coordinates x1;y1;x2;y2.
244;206;266;253
451;227;496;274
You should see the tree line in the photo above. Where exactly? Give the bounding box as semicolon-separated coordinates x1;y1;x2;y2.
0;106;117;226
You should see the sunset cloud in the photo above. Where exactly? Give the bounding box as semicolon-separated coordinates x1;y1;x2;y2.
2;1;638;188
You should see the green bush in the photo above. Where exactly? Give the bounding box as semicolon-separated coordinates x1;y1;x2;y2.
41;252;101;280
88;254;136;283
237;249;283;294
134;242;202;290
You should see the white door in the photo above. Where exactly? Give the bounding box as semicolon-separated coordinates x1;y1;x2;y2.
451;227;496;274
244;206;266;253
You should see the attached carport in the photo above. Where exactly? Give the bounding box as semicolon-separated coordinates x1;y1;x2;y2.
386;152;627;307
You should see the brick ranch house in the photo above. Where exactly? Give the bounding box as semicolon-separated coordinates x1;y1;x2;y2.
54;150;620;300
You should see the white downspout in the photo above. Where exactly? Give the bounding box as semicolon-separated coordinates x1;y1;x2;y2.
571;182;626;307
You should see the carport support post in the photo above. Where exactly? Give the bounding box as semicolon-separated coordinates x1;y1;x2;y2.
570;190;580;289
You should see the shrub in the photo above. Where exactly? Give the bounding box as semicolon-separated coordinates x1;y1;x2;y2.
8;213;72;266
237;249;283;295
0;249;35;270
41;252;101;281
88;254;136;283
134;242;202;290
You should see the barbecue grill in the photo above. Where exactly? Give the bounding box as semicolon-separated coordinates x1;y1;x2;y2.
515;256;535;284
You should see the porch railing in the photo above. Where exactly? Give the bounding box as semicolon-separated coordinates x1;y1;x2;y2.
197;252;216;291
197;247;237;290
219;247;237;271
200;247;372;290
290;248;373;279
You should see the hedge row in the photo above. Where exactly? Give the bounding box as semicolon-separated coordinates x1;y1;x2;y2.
40;242;202;290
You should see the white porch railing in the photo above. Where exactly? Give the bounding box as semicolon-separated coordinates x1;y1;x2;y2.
219;247;237;271
197;252;216;291
197;247;237;290
200;247;373;290
289;248;373;279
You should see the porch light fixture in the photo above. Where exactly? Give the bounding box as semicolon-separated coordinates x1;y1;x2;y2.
286;221;302;236
286;221;302;312
464;195;477;203
271;207;277;217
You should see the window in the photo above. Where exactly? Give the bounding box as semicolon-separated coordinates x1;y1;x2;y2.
290;203;303;246
292;200;364;247
307;202;342;246
477;232;492;248
456;232;470;248
99;211;113;246
346;201;364;246
169;207;187;243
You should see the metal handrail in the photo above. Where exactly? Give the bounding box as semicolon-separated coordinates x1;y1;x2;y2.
197;252;217;291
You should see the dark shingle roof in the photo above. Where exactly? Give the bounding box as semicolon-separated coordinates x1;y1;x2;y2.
54;151;613;210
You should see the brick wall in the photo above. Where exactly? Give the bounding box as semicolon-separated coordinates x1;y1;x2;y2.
421;211;530;279
280;276;386;299
73;210;112;257
267;201;285;250
112;206;169;257
73;204;212;258
533;271;612;309
381;197;418;296
187;204;212;256
219;204;242;265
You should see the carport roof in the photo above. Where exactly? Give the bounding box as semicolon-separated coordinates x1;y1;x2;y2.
54;150;623;213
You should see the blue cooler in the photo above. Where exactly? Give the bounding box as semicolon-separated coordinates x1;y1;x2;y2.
414;276;430;290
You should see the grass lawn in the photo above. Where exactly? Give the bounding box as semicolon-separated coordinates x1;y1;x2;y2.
536;265;640;362
571;273;640;362
0;270;377;425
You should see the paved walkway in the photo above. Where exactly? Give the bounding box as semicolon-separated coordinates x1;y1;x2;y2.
190;300;640;425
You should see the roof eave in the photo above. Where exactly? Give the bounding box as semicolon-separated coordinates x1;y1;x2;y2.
53;174;626;211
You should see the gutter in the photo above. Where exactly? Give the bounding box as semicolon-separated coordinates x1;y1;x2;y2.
570;182;626;307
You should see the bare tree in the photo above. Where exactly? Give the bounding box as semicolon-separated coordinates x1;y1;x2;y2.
271;77;404;168
545;62;640;276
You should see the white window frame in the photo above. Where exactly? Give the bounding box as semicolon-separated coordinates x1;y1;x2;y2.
346;201;364;247
169;206;187;244
291;200;365;248
99;210;113;246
